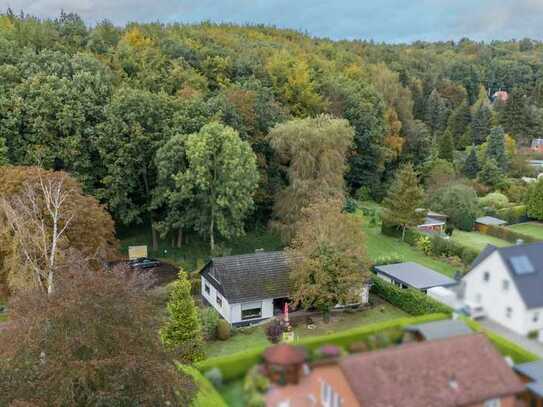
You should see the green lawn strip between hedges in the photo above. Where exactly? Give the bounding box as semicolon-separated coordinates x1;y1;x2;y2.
508;223;543;241
451;230;510;252
195;313;449;381
462;318;539;364
177;364;228;407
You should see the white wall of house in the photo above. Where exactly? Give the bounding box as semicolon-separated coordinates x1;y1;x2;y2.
230;298;274;324
463;252;532;335
201;275;232;323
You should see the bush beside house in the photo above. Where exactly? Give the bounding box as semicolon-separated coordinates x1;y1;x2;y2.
178;365;228;407
370;277;453;315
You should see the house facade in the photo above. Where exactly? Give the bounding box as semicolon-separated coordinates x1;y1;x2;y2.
201;251;371;326
463;243;543;337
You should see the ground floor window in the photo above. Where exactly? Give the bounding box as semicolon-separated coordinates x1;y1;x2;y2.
205;283;210;294
241;301;262;320
216;295;222;307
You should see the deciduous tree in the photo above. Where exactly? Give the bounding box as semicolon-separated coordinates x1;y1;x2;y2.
287;199;371;320
382;164;425;240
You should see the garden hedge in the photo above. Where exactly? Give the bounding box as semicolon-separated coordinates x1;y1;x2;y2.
370;276;453;315
495;205;528;225
482;224;539;244
195;313;449;380
462;318;538;364
178;364;228;407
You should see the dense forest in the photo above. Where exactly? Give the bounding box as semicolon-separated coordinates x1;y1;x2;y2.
1;11;543;248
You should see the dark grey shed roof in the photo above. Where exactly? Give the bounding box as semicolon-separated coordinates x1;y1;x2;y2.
470;243;543;309
201;251;290;303
476;216;507;226
514;360;543;381
405;319;472;341
374;262;457;290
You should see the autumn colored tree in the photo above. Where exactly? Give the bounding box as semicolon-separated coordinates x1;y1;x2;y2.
287;199;371;320
382;164;425;240
0;266;195;406
0;166;117;293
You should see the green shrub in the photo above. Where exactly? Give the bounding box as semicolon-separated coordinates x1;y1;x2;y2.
479;192;509;210
200;308;220;341
178;364;228;407
217;319;231;341
344;197;358;213
463;319;538;364
483;224;538;244
416;236;432;255
370;276;453;315
496;205;528;224
196;314;448;380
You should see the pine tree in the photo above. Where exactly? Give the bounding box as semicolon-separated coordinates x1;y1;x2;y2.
527;180;543;221
471;105;493;145
463;147;480;179
425;89;449;135
438;129;455;162
478;158;504;189
447;100;471;148
160;271;204;363
486;127;508;171
382;164;425;241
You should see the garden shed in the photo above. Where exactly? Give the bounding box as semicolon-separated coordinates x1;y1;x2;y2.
374;262;457;293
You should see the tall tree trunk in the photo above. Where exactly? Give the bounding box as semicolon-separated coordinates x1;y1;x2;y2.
141;167;158;251
176;228;183;248
210;216;215;252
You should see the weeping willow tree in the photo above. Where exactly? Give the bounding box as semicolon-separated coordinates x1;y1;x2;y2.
268;114;354;242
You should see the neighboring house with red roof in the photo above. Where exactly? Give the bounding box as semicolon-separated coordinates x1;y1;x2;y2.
493;90;509;104
265;334;524;407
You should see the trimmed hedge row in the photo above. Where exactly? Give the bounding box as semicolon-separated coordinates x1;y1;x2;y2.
462;318;538;364
178;364;228;407
195;313;449;380
482;224;539;244
370;276;453;315
495;205;528;225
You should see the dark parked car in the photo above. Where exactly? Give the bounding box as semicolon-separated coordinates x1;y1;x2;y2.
128;257;161;270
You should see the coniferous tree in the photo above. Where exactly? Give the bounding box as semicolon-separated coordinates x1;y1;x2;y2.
438;129;455;162
447;100;471;148
382;164;425;241
0;138;7;165
463;147;480;179
486;127;508;171
478;158;505;189
160;271;204;363
425;89;449;135
527;180;543;221
471;105;493;145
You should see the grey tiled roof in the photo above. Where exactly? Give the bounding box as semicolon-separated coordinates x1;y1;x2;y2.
475;216;507;226
201;251;290;303
514;360;543;381
405;319;473;341
471;242;543;309
374;262;457;290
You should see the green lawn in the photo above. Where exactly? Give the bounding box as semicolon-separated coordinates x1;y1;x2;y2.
219;380;245;407
205;296;407;357
118;225;283;272
508;223;543;240
451;230;510;252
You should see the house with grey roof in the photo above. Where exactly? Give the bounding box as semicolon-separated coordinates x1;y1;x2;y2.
462;242;543;337
201;251;371;326
475;216;507;232
374;262;457;293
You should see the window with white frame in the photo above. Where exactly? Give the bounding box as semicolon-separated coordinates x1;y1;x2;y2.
483;272;490;282
216;295;222;307
241;301;262;320
484;398;501;407
506;307;513;319
534;312;540;323
204;283;210;294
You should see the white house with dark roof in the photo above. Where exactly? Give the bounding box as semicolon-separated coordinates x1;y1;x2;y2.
200;251;371;326
462;242;543;337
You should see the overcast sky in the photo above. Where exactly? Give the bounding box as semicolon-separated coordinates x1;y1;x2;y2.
5;0;543;43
